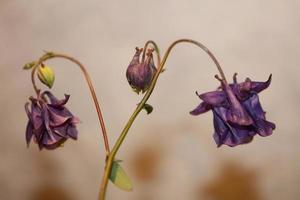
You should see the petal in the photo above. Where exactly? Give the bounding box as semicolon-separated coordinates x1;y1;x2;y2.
48;107;72;127
250;74;272;94
242;94;265;119
190;102;211;115
24;102;31;119
52;123;69;138
33;125;45;143
242;93;275;136
223;84;253;126
41;132;67;150
42;91;70;107
255;120;276;137
28;98;43;130
131;47;142;65
67;125;78;140
25;121;33;146
198;91;226;106
239;78;251;92
213;107;256;147
48;103;74;118
41;103;55;138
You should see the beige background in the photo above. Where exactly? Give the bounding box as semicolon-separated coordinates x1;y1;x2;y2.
0;0;299;199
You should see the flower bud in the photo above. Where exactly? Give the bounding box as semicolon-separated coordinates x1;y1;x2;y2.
37;63;55;88
23;61;37;70
126;48;157;94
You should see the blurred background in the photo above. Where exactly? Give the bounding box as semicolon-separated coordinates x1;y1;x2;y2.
0;0;299;199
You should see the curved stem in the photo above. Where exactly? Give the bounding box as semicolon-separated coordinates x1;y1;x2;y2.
31;52;110;155
142;40;161;67
98;39;226;199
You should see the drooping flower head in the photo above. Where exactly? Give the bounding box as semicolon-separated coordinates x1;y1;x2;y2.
126;47;157;94
190;74;275;147
25;91;79;150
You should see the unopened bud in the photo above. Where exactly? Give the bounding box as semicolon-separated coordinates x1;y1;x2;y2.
37;64;55;88
126;48;157;94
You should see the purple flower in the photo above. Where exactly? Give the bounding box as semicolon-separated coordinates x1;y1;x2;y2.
190;74;275;147
25;91;79;150
126;48;157;94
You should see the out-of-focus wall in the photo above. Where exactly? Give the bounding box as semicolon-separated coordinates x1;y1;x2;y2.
0;0;299;199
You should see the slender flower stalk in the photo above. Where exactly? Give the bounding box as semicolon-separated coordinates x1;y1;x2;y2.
98;39;227;200
30;53;110;154
23;39;273;200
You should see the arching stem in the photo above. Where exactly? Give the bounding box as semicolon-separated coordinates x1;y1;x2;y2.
31;52;110;155
98;39;227;199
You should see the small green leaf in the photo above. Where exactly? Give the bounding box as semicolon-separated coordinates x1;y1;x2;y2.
23;61;36;70
137;103;154;114
109;160;133;191
37;64;55;88
143;103;153;114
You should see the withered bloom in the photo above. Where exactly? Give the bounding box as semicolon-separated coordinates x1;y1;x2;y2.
190;74;275;147
126;47;157;94
25;91;79;150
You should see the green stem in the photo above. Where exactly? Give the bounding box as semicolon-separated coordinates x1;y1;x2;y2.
98;39;227;200
30;52;110;155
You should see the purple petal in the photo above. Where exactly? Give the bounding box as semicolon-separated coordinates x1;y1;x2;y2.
242;94;265;118
27;99;43;130
67;125;78;139
190;102;211;115
199;91;226;106
52;123;69;138
41;104;54;137
250;74;272;94
25;122;33;147
25;102;31;119
131;47;142;65
41;132;66;150
255;120;276;137
212;107;255;147
239;78;252;92
43;91;70;107
242;93;275;136
48;107;72;127
223;84;253;126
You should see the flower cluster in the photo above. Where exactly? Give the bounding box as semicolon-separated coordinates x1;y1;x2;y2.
25;91;79;150
126;47;157;94
190;74;275;147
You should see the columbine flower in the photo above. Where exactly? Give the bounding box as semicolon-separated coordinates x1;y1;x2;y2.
25;91;79;150
190;74;275;147
126;47;157;94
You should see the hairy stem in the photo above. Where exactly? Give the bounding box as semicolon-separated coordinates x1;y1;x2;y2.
98;39;226;199
31;52;110;154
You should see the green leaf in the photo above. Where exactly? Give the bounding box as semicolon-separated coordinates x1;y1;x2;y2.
137;103;154;114
37;65;55;88
143;103;153;114
23;61;37;70
109;160;133;191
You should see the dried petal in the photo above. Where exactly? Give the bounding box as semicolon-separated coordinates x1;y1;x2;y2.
24;91;79;150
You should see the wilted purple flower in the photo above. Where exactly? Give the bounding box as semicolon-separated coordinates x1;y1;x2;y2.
126;47;157;94
190;74;275;147
25;91;79;150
